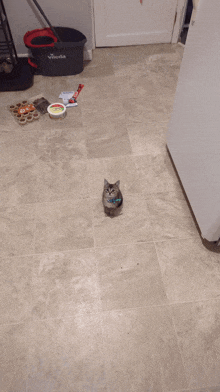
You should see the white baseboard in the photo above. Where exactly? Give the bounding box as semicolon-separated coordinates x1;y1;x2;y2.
84;49;93;60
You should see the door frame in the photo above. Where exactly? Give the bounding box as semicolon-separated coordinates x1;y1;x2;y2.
172;0;188;43
92;0;188;47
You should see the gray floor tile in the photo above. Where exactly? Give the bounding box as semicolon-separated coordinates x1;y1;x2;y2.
34;199;94;253
155;238;220;303
171;300;220;389
95;242;168;310
102;306;188;392
92;196;153;247
0;204;36;257
30;249;101;320
0;323;28;392
26;316;107;392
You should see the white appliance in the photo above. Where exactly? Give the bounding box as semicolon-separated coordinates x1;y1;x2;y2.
167;0;220;251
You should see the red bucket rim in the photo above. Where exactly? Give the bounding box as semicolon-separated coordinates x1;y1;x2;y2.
23;28;57;48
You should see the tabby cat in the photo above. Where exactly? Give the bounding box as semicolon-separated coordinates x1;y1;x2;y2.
102;179;123;217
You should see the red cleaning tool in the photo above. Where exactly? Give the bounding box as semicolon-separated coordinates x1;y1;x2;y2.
69;84;84;103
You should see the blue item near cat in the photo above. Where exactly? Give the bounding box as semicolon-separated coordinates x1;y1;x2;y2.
107;198;122;204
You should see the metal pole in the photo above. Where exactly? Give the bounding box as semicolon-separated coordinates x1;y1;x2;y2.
31;0;62;41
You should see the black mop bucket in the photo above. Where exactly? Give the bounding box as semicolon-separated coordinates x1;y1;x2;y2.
23;0;87;76
24;27;87;76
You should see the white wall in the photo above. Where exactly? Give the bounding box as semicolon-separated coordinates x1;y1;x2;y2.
4;0;95;59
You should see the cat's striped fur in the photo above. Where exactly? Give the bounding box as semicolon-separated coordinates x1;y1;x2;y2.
102;179;123;217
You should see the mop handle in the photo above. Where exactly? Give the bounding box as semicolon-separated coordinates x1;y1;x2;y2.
31;0;62;42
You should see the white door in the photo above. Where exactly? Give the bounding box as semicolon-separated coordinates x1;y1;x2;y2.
93;0;187;47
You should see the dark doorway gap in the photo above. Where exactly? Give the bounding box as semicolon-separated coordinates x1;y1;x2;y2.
179;0;193;45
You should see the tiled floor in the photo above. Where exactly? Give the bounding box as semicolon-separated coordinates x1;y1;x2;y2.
1;44;220;392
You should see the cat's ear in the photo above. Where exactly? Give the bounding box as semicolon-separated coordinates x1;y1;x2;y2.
115;180;120;187
104;179;108;186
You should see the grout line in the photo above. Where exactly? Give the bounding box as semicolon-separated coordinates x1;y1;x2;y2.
1;236;200;259
87;297;220;315
2;300;220;332
1;298;220;328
